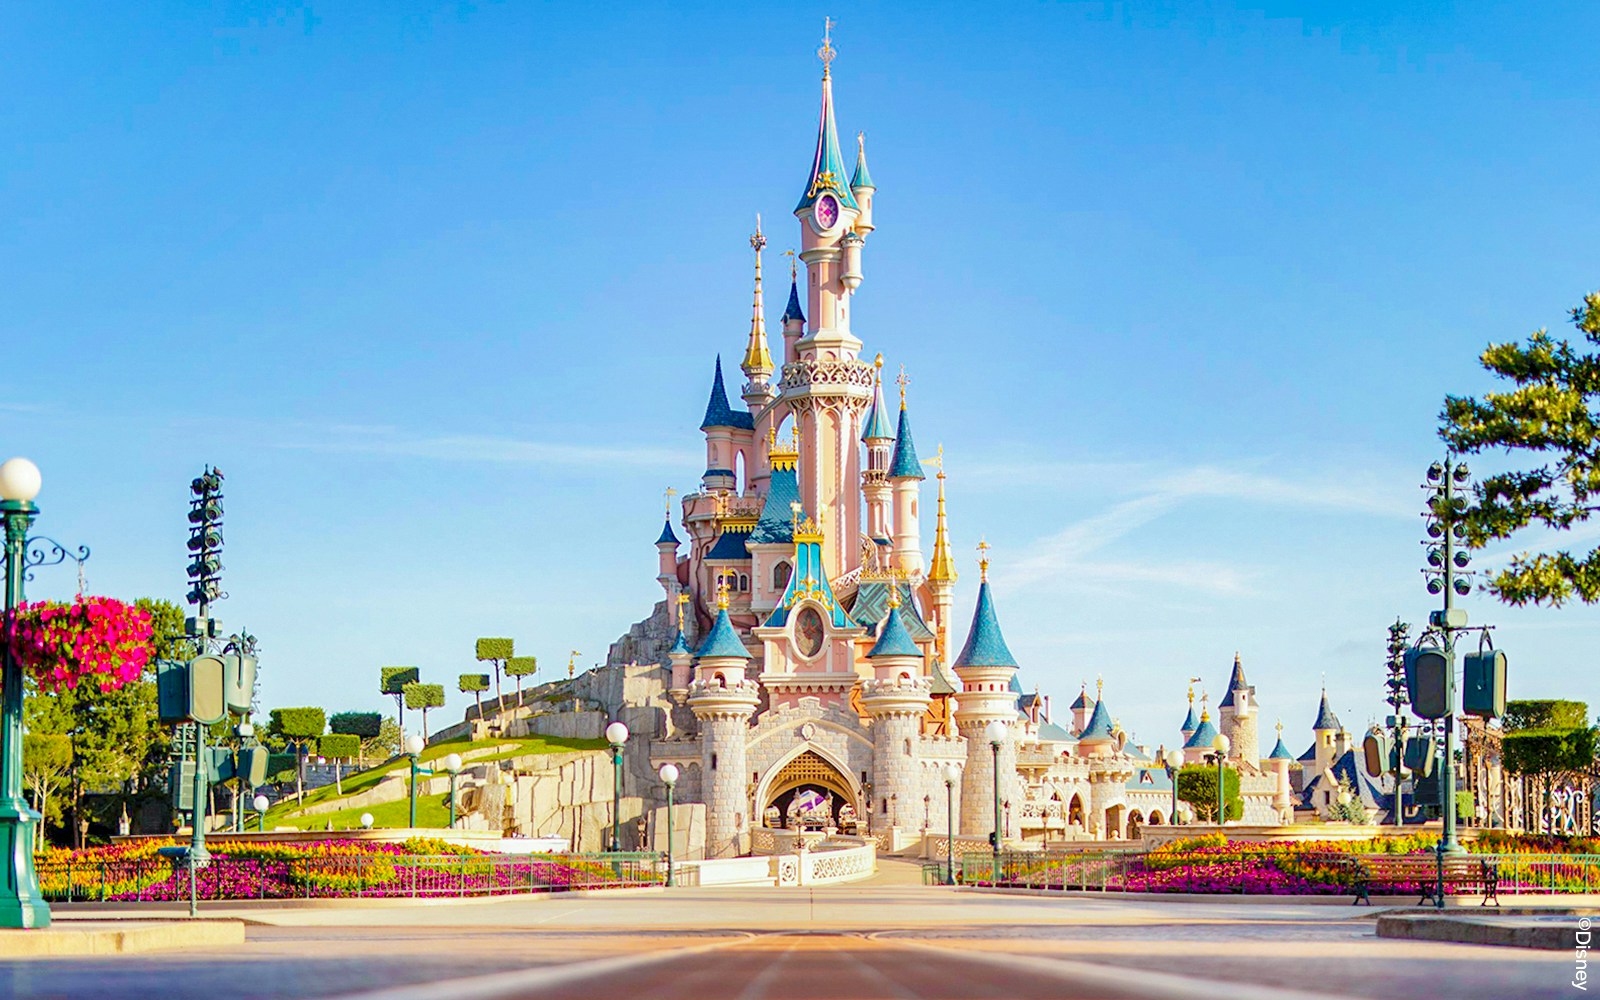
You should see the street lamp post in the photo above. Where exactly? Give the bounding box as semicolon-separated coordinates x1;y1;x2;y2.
1164;750;1184;828
404;734;425;828
1212;733;1231;826
442;754;462;830
659;763;679;887
606;721;629;852
253;794;269;833
0;458;51;929
943;763;958;886
985;720;1006;877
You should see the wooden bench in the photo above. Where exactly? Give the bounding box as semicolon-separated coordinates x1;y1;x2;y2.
1311;853;1499;906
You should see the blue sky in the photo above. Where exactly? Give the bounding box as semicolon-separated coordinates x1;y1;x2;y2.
4;2;1598;753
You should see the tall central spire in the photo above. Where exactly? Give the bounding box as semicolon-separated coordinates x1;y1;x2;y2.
741;216;773;380
795;18;859;214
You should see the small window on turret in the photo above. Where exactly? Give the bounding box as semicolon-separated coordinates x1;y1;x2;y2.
774;562;792;590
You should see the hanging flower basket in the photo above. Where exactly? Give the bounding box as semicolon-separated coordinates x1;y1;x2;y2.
4;597;154;694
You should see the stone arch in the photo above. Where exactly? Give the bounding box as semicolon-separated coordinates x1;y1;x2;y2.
1127;809;1144;839
756;740;863;828
1067;794;1085;829
1148;809;1165;825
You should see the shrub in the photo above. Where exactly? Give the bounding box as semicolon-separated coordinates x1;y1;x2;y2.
329;712;382;738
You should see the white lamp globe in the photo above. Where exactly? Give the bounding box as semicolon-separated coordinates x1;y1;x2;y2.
0;458;42;503
360;813;374;829
659;763;679;786
443;753;463;774
943;763;960;785
605;721;630;746
404;734;425;757
1164;749;1184;771
1212;733;1231;754
252;794;269;812
1338;789;1353;806
983;720;1007;744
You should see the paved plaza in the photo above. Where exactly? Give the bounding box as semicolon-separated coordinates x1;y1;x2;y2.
0;866;1576;1000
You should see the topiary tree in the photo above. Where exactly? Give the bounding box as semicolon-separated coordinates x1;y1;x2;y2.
1176;765;1242;823
403;682;445;742
267;707;326;805
506;656;537;705
319;733;360;794
475;638;513;705
329;711;382;766
381;666;420;733
459;673;490;721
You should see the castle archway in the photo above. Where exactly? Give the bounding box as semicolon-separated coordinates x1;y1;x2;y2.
758;748;861;832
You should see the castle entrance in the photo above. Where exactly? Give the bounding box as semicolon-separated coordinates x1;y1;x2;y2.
761;750;860;833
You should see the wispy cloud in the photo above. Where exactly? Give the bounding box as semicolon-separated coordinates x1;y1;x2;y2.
274;425;700;469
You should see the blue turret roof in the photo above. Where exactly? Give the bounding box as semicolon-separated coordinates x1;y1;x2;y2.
1312;690;1342;731
887;407;924;480
1079;699;1115;742
656;518;680;546
1181;704;1199;734
782;279;805;325
1218;654;1253;708
868;606;920;658
861;374;894;442
700;357;755;431
706;525;751;561
668;630;692;656
1268;736;1294;760
851;136;875;190
1008;673;1025;695
1070;687;1091;710
1183;716;1220;750
695;607;750;660
953;581;1017;669
749;465;800;546
795;72;860;214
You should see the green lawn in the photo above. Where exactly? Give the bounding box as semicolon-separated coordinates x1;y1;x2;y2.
263;734;606;829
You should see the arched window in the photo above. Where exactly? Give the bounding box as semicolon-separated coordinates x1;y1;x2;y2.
773;561;792;590
738;574;749;592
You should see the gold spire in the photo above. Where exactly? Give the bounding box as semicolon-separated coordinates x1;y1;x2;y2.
896;365;910;409
663;486;677;519
1199;692;1210;723
887;581;901;609
976;538;990;581
741;216;773;378
675;591;689;632
1096;674;1104;700
567;650;580;679
927;445;957;583
715;573;731;610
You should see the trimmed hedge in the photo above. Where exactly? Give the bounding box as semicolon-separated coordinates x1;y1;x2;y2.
475;638;513;661
506;656;538;678
403;683;445;710
458;673;490;693
319;733;360;759
330;711;382;738
380;666;420;695
1504;728;1597;776
270;707;326;740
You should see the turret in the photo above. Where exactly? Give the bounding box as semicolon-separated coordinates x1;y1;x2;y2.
924;448;958;658
861;356;895;543
1182;695;1220;766
850;132;875;234
701;357;754;492
793;20;862;352
740;219;777;411
687;579;760;858
780;260;805;366
1311;686;1343;774
951;546;1020;840
1180;683;1199;744
1075;680;1116;757
1070;684;1092;735
862;588;932;838
1267;721;1294;823
668;591;694;694
887;372;924;576
655;506;680;601
1217;652;1259;768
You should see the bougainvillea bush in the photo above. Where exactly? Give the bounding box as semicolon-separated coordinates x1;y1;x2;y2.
34;838;661;902
5;597;154;693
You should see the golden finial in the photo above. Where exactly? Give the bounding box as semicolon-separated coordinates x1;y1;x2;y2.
784;249;797;283
1096;674;1104;700
751;213;766;253
790;501;803;531
567;650;580;679
976;538;990;581
874;352;883;372
896;365;910;409
663;486;677;519
857;131;865;156
715;573;731;610
675;591;689;632
768;426;777;448
818;16;836;77
1276;719;1284;738
887;583;901;609
1199;691;1210;722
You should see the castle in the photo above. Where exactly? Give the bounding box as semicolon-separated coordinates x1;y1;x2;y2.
626;30;1326;857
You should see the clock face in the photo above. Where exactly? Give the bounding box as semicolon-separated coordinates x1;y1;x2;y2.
814;194;839;231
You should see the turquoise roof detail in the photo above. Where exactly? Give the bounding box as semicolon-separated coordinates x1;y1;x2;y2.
795;73;860;214
850;138;874;190
1008;673;1025;695
749;465;800;546
868;606;920;658
1183;717;1220;750
706;525;751;561
695;607;750;660
861;375;893;442
700;357;755;431
887;407;924;480
1181;704;1199;734
656;518;680;546
849;580;933;641
782;279;805;325
1269;737;1294;760
668;631;692;656
1079;699;1114;741
1312;690;1342;731
953;581;1017;669
763;517;856;631
1037;721;1076;743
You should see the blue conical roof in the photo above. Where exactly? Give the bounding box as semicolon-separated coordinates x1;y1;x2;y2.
868;606;920;658
695;607;750;660
700;357;754;431
668;630;692;656
1183;716;1220;750
887;407;924;480
656;518;680;546
1181;704;1199;734
851;136;874;190
953;581;1017;669
782;279;805;325
1312;690;1341;731
1219;654;1252;708
1079;699;1114;741
1268;736;1293;760
861;374;893;442
795;73;860;214
1070;687;1091;710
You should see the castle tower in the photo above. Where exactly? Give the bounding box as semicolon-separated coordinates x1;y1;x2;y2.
1075;680;1116;758
655;502;680;603
1311;687;1343;777
687;581;759;858
952;547;1020;840
861;357;895;545
1180;684;1199;745
887;377;925;576
780;261;805;366
924;451;958;657
1267;721;1295;824
1217;653;1259;769
1070;684;1092;735
850;132;875;234
784;24;874;577
1181;695;1220;766
861;589;932;837
740;219;778;424
701;357;753;493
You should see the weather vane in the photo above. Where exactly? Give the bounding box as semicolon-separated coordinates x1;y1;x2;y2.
783;249;797;283
896;365;910;407
818;16;836;74
663;486;677;518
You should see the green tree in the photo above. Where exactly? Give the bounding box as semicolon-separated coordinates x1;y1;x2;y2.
1440;288;1600;605
329;711;382;766
403;682;445;742
22;733;73;834
1176;765;1242;823
506;656;537;705
370;717;402;761
459;673;490;720
380;666;419;733
1501;699;1597;832
267;707;326;804
318;734;360;795
475;638;513;705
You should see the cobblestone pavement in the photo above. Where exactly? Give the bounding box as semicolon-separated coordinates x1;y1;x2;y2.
5;886;1578;999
